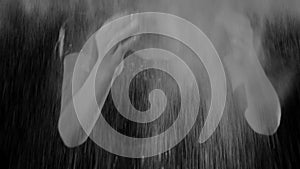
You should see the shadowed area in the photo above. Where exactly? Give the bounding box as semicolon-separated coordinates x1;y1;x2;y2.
0;0;300;169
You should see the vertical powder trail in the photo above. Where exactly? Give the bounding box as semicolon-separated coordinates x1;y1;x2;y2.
136;0;283;135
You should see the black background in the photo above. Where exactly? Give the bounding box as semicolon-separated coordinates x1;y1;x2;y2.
0;0;300;168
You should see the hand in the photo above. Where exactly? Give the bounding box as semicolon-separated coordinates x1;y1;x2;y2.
58;13;140;147
215;9;281;135
95;13;139;69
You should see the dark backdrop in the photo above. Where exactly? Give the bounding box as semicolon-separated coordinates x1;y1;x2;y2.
0;0;299;168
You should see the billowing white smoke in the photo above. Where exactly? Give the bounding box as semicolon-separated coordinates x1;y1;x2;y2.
136;0;286;134
52;0;298;146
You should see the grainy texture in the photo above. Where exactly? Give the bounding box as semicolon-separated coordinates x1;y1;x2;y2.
0;0;299;169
